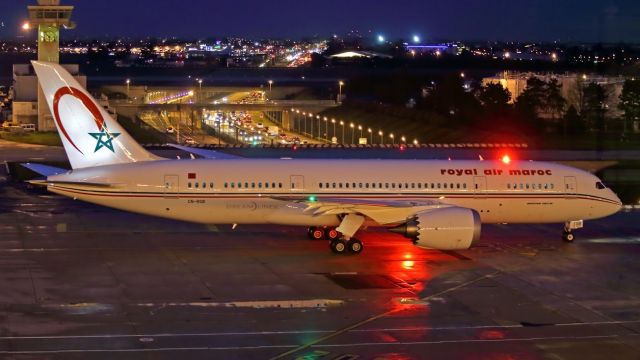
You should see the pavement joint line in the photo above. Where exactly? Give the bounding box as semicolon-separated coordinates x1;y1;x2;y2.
1;334;637;354
1;320;640;340
268;270;501;360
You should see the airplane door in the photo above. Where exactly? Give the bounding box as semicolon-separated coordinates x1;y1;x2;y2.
473;176;486;197
164;175;179;198
290;175;304;191
564;176;577;195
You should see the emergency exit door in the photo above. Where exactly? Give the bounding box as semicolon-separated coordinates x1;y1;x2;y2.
564;176;577;194
164;175;179;198
290;175;304;191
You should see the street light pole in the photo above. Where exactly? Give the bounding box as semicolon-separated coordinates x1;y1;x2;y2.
349;122;354;144
309;113;313;139
331;119;336;142
198;79;202;102
379;130;384;145
358;125;362;140
126;79;130;99
390;133;395;145
323;117;328;141
338;80;344;103
316;115;321;139
339;121;344;144
368;128;372;144
268;80;273;100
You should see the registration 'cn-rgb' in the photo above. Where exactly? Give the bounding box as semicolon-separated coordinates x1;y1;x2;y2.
25;61;622;255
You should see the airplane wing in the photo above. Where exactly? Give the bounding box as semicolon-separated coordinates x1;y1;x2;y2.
167;144;243;159
275;196;446;225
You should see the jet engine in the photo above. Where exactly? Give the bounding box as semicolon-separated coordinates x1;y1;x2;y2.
390;207;481;250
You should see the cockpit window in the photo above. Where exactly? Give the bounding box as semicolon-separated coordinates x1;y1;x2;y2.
596;182;606;190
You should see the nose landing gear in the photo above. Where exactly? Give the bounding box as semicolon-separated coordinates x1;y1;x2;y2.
562;220;583;243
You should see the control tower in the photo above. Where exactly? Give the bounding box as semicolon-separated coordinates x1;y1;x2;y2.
25;0;76;130
27;0;75;63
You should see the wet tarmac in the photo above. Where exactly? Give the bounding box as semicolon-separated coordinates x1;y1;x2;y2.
1;161;640;359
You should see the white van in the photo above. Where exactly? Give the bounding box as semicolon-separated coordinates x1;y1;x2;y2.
21;124;36;132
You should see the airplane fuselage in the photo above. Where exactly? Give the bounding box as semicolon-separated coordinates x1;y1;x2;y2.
46;158;622;227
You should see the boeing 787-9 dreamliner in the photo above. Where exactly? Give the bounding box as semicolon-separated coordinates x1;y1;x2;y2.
24;61;622;255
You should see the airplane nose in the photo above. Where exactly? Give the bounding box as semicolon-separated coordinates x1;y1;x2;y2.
611;191;623;214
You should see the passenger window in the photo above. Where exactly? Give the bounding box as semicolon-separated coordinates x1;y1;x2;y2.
444;183;447;189
463;183;467;189
203;182;206;188
188;182;192;188
352;183;356;188
417;183;421;189
319;183;323;188
550;184;554;189
339;183;343;188
251;182;255;188
345;183;349;189
391;183;395;189
371;183;374;189
210;182;214;188
224;182;228;188
231;182;235;188
258;182;262;188
366;183;369;188
326;182;329;188
437;183;441;189
265;182;269;188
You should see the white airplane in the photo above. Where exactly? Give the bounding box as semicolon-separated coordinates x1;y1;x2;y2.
24;61;622;255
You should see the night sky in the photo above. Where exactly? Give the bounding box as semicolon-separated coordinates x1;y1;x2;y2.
1;0;639;42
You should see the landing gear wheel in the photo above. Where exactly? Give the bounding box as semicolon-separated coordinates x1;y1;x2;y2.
330;239;347;254
324;227;340;241
347;238;363;254
310;228;325;240
562;231;575;242
307;227;317;240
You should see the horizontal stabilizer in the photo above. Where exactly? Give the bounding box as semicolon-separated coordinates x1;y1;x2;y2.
21;163;68;177
168;144;243;159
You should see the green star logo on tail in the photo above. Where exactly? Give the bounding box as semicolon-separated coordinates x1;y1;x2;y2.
89;129;120;153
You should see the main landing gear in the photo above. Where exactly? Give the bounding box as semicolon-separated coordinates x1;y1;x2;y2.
562;220;583;243
307;226;340;240
308;214;366;255
329;238;363;254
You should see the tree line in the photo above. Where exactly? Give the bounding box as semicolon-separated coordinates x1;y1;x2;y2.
417;74;640;141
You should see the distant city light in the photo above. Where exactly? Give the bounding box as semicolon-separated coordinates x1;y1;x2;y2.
21;22;30;31
504;51;511;59
412;35;420;43
377;35;385;43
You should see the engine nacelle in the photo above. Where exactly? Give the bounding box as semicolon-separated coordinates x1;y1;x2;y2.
390;207;481;250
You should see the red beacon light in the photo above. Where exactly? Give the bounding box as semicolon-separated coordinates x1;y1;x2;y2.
501;154;511;164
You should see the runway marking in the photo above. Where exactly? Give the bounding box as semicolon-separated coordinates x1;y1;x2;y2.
269;271;502;360
136;299;344;309
0;334;637;355
1;319;639;340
